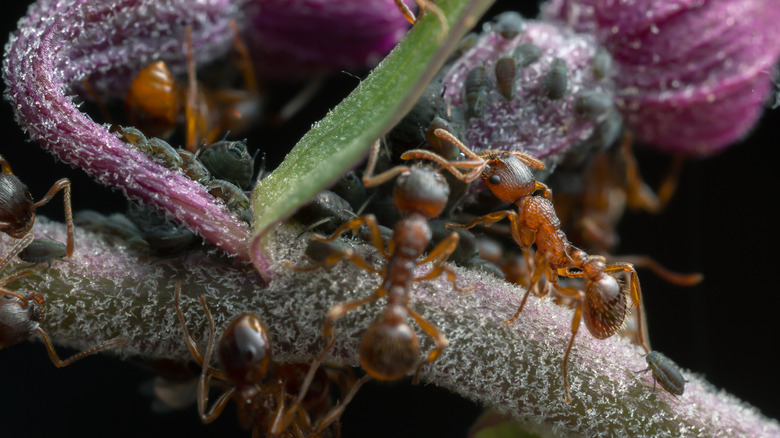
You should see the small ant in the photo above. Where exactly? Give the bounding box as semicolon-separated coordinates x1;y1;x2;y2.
173;282;368;436
0;155;74;258
1;234;125;366
125;22;260;152
294;139;475;382
405;129;653;402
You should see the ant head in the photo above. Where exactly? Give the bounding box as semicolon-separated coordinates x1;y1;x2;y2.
217;313;273;387
393;166;449;218
583;274;627;340
481;153;536;203
359;307;420;381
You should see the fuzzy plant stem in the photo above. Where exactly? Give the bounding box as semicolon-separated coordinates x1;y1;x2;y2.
8;218;779;438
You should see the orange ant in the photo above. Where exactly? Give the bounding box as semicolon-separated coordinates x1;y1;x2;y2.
0;155;74;258
0;234;125;366
125;22;260;152
404;129;653;402
173;282;368;436
294;139;476;382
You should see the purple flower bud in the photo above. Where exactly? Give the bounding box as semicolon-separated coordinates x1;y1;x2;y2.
245;0;413;79
543;0;780;156
439;17;618;165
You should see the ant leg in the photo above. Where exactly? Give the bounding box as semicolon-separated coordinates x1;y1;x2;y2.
401;149;486;183
172;282;225;378
34;327;125;368
32;179;74;258
604;263;650;353
394;0;448;39
506;253;550;324
361;140;414;189
621;131;684;213
562;304;583;403
228;20;259;93
316;214;388;259
0;155;13;174
312;374;371;434
535;181;553;200
448;210;516;231
0;287;31;306
323;292;384;342
196;295;236;423
406;305;448;383
607;254;703;286
0;233;34;278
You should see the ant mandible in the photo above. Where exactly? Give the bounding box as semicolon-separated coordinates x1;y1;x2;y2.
295;139;478;382
173;282;368;436
405;129;651;402
1;234;125;366
0;155;74;258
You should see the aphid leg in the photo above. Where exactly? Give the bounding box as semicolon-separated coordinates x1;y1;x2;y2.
323;293;384;342
34;326;125;368
196;295;237;423
31;179;74;257
407;305;448;384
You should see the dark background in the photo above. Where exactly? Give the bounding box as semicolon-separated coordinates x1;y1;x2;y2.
1;1;778;437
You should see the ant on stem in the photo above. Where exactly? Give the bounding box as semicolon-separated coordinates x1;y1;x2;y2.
0;234;125;366
405;128;653;402
294;139;477;382
0;155;74;258
173;282;368;436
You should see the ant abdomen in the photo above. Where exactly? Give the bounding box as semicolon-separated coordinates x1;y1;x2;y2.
217;313;272;387
0;292;43;347
583;275;627;340
360;317;420;381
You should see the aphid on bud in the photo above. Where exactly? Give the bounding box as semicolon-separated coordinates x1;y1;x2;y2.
582;108;623;152
574;90;614;121
208;179;252;223
494;56;519;101
448;33;478;63
544;57;568;100
197;139;254;190
638;351;686;396
513;43;542;67
465;66;490;118
591;49;613;80
494;11;524;40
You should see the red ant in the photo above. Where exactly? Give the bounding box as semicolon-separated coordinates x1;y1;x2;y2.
0;155;74;258
294;139;475;382
125;22;260;152
1;234;125;366
174;282;368;436
405;129;653;402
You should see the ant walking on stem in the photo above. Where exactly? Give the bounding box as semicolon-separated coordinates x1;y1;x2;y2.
406;128;655;402
294;139;480;382
173;282;368;436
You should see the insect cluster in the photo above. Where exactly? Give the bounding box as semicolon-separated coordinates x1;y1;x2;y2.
0;4;711;438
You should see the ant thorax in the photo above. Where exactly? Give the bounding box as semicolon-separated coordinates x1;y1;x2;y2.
0;293;42;347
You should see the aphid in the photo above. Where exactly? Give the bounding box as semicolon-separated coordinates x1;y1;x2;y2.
513;42;542;67
494;56;519;101
177;149;212;186
18;238;67;266
1;234;125;366
126;203;200;256
465;65;490;118
448;32;479;63
295;140;475;382
574;90;614;121
415;129;651;402
197;139;255;190
544;57;568;100
173;283;368;435
207;179;252;223
294;190;356;235
591;48;613;80
125;23;261;152
332;171;368;212
0;155;74;258
638;351;685;396
116;126;182;169
494;11;524;40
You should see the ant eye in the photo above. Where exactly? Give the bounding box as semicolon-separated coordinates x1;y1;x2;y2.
489;175;501;185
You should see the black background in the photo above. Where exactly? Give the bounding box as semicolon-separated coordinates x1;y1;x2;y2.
1;1;778;437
